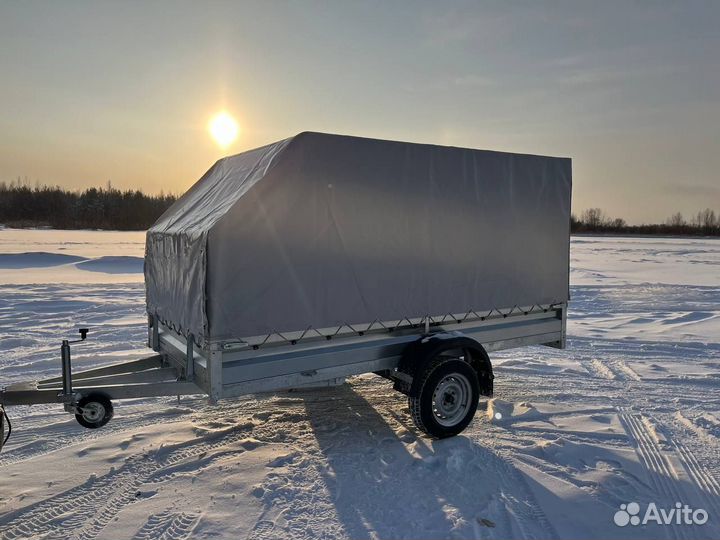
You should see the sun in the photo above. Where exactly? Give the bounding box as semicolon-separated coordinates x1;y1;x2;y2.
208;112;239;147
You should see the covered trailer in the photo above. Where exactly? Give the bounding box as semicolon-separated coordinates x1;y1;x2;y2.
1;132;571;442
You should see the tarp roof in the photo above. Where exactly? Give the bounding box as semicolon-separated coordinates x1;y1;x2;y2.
145;132;571;345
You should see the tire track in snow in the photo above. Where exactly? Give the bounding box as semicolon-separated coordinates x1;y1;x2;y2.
0;422;255;540
578;356;639;385
669;410;720;497
638;412;720;510
609;360;641;382
0;405;193;467
132;510;200;540
669;438;720;520
491;453;558;540
619;410;694;540
587;358;616;380
639;414;720;536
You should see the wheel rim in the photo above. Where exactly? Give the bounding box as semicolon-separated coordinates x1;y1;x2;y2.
432;373;472;427
81;402;105;423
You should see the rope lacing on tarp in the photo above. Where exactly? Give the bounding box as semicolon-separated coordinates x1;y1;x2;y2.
247;303;563;347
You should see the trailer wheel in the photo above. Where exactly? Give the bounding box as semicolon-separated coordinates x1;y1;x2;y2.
75;394;113;429
408;358;479;438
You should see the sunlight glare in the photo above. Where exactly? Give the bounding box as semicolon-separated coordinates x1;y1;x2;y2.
209;112;239;147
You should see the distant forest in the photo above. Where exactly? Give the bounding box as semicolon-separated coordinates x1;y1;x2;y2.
572;208;720;236
0;181;177;230
0;182;718;235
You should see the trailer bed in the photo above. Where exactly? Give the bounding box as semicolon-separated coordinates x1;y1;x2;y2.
153;303;566;402
1;303;565;408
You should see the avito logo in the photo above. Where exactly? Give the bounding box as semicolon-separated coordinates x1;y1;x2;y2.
614;502;708;527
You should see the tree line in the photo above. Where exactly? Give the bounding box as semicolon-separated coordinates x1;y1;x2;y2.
0;181;718;235
0;181;177;230
572;208;720;236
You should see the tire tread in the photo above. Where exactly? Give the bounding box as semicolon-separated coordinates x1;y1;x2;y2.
408;356;478;438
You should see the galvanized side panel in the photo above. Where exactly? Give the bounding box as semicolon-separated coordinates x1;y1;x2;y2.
216;308;564;394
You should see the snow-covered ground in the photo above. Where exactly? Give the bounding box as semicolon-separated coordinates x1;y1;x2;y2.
0;230;719;540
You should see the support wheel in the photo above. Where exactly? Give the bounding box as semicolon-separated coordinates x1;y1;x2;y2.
75;394;113;429
408;358;479;438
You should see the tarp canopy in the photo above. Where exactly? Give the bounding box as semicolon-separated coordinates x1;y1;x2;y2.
145;132;572;345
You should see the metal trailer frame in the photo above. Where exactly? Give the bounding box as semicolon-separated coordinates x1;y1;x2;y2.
0;304;566;421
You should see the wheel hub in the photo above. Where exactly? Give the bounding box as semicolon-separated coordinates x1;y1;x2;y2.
432;373;472;427
81;402;105;423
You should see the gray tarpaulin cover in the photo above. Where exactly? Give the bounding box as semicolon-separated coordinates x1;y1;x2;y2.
145;132;571;345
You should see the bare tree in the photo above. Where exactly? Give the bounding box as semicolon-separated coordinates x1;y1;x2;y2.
693;208;718;230
581;208;606;228
666;212;686;227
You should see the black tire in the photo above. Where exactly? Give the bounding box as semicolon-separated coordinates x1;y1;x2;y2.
75;394;114;429
408;358;479;438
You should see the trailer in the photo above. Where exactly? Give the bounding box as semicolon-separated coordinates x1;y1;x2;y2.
0;132;571;447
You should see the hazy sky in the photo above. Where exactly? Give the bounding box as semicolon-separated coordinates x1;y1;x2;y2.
1;2;718;223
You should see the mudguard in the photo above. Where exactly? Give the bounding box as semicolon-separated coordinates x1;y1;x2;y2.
396;333;494;397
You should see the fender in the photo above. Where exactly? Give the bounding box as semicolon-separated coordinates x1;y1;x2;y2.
397;332;494;397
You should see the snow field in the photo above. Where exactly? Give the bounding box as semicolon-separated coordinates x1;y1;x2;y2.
0;231;719;539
